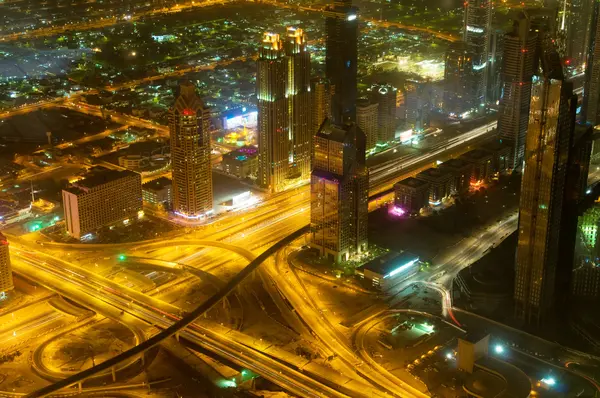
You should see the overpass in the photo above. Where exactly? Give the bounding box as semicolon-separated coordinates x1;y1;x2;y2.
25;226;314;398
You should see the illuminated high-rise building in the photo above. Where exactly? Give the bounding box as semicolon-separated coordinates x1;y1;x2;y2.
463;0;493;108
169;81;213;218
356;99;378;152
497;12;538;169
257;29;312;192
0;233;13;296
565;0;594;67
583;0;600;125
311;77;331;136
368;83;397;144
285;27;312;181
443;41;474;115
257;32;289;192
310;119;368;264
325;0;358;124
514;42;579;326
63;168;142;239
487;29;504;104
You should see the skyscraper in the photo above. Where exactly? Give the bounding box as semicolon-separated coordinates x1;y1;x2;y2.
356;99;378;152
325;0;358;124
310;119;368;263
0;233;13;296
310;77;331;136
583;0;600;125
257;32;289;192
443;41;474;115
497;13;538;169
566;0;594;67
257;29;312;192
487;29;504;104
514;42;579;326
169;81;213;218
463;0;493;108
368;83;397;144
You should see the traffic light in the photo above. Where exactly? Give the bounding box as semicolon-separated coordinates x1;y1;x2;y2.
118;254;126;261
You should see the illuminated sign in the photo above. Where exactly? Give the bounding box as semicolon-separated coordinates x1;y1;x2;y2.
383;258;419;279
466;25;484;33
223;111;258;130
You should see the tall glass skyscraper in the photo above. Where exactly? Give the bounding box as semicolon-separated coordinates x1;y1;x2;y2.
169;81;213;219
257;29;312;193
310;120;368;264
497;12;538;169
514;41;578;326
325;0;358;124
463;0;493;108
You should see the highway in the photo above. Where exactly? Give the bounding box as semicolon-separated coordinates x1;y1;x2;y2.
16;228;382;398
268;246;429;398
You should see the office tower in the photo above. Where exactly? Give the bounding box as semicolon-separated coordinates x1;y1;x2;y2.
169;81;213;218
583;1;600;125
368;83;397;144
62;168;142;239
325;0;358;124
257;29;313;192
443;41;474;115
310;119;368;264
257;33;289;192
0;233;13;295
463;0;493;108
514;43;579;326
311;77;331;135
566;0;594;67
497;13;538;169
356;99;378;152
404;80;430;132
487;29;504;104
572;199;600;300
556;124;593;306
285;27;312;181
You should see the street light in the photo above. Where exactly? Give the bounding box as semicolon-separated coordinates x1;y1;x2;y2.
494;344;504;354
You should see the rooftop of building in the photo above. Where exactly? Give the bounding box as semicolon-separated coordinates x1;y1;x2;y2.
395;177;429;188
65;167;139;194
222;146;258;161
142;177;172;192
316;119;350;143
359;250;419;278
416;167;452;180
439;158;472;170
461;149;494;162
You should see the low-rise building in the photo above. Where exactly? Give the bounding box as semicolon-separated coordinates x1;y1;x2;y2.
394;177;429;214
118;155;148;170
439;158;473;195
142;177;172;209
482;141;512;174
62;168;142;239
415;167;453;204
0;233;13;295
460;149;494;184
356;251;419;289
221;146;258;179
